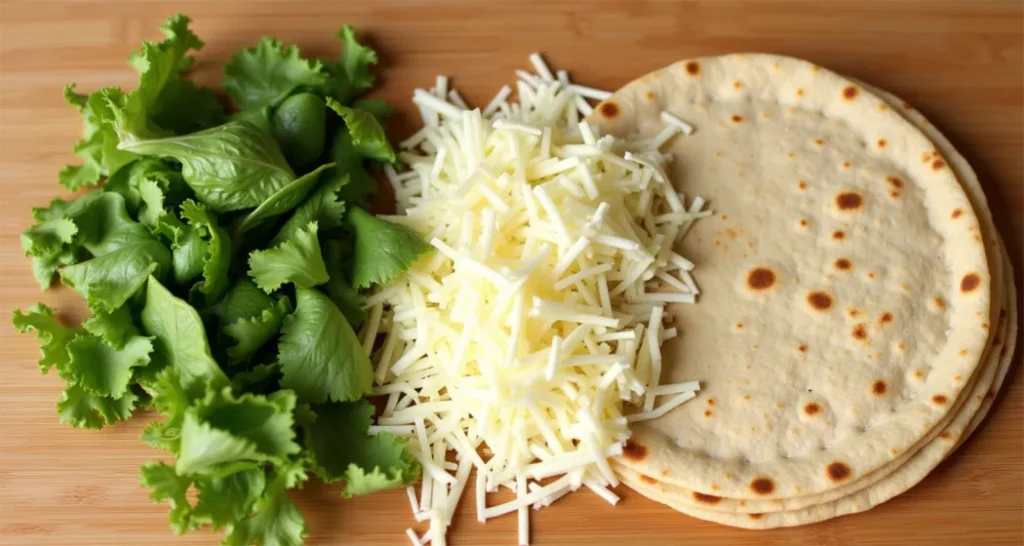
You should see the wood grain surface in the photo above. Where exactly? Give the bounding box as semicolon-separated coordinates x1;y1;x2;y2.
1;1;1021;545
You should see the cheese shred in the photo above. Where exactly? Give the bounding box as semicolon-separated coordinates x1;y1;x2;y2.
372;54;705;545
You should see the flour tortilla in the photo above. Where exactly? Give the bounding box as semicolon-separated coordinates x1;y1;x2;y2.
589;54;993;501
615;244;1014;527
605;81;1011;514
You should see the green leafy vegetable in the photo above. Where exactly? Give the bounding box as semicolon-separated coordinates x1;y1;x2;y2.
269;175;348;248
180;200;231;304
277;287;372;404
12;304;80;373
236;163;334;235
272;93;328;171
14;15;429;546
325;26;378;104
113;120;296;212
325;98;395;163
141;276;229;388
248;222;329;293
64;333;153;398
223;38;327;111
346;207;431;288
305;399;419;496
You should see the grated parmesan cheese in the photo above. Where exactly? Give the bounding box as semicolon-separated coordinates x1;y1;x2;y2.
372;55;706;545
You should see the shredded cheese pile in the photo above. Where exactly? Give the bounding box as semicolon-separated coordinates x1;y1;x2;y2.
362;54;709;546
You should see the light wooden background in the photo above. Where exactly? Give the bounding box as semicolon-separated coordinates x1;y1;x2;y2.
1;1;1021;545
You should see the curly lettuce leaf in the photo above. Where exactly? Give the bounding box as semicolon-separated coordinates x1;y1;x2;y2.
305;399;419;496
346;207;430;289
269;174;348;248
176;389;300;476
277;287;371;404
223;463;308;546
113;120;296;212
140;367;195;452
325;98;395;163
179;200;231;305
57;383;138;430
12;304;81;373
224;298;292;364
82;304;140;349
141;276;228;388
325;26;378;104
49;192;172;311
192;468;267;531
152;212;207;286
64;333;152;399
103;158;191;223
248;222;329;293
223;38;328;111
140;461;198;534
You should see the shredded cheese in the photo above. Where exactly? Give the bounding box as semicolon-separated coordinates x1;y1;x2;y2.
371;55;706;545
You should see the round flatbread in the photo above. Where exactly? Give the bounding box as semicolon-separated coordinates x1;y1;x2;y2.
604;81;1011;515
589;54;993;501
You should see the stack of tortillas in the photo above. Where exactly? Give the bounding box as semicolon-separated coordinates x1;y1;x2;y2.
587;54;1017;528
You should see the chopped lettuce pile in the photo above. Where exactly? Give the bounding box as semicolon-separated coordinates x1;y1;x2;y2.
13;14;428;546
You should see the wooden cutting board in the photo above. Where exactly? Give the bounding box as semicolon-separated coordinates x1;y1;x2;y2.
1;1;1021;545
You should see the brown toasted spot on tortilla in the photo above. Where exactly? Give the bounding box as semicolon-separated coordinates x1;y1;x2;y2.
841;161;851;169
848;308;861;318
960;273;981;293
707;398;716;406
747;267;777;291
932;394;948;405
798;344;807;353
750;478;775;495
954;374;963;382
704;409;714;417
832;230;846;240
890;448;898;456
798;180;808;190
853;324;868;341
914;370;924;379
897;343;905;351
807;291;834;311
890;190;901;198
982;322;989;330
639;474;657;485
731;114;744;124
826;462;852;482
749;513;764;520
661;470;670;477
733;81;742;90
814;138;824;146
876;138;887;148
799;218;808;227
834;258;852;271
622;439;646;461
804;402;821;416
836;191;863;211
931;158;946;171
796;88;804;97
866;272;875;280
879;312;894;325
885;176;904;189
872;380;887;395
644;91;655;101
842;86;859;100
959;348;968;357
951;208;963;219
933;297;946;310
743;394;752;400
973;234;983;243
692;492;722;504
684;60;701;75
598;101;619;119
939;432;953;440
